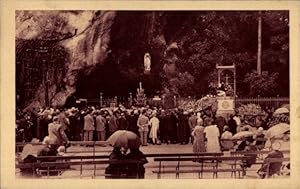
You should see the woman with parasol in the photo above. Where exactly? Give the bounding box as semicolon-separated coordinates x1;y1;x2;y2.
124;147;148;178
233;128;257;169
105;147;127;179
105;130;147;178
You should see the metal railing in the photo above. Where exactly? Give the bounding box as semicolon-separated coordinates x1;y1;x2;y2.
84;96;289;109
235;97;289;109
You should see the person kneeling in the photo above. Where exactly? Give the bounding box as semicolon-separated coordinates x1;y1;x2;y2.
125;147;148;179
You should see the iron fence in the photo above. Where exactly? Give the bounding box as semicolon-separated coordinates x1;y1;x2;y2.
85;96;289;109
234;97;289;109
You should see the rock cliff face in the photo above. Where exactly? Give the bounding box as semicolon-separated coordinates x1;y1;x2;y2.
16;11;174;109
16;11;117;109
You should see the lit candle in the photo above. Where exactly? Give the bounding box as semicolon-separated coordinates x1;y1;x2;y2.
139;82;142;90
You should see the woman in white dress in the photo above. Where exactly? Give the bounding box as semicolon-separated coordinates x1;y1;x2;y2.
149;112;160;144
204;118;221;152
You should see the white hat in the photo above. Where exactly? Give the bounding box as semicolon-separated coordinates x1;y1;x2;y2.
257;127;264;132
31;138;40;144
152;110;157;116
57;146;66;153
133;109;139;114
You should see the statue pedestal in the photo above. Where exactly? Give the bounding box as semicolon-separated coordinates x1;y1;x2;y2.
216;97;235;120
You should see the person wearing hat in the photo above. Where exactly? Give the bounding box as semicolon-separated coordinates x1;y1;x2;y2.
192;119;206;153
257;142;284;178
137;109;150;146
149;111;160;145
58;109;70;139
105;147;126;179
108;110;120;137
124;147;148;178
117;112;129;130
236;133;257;169
127;109;140;136
203;118;221;152
228;114;238;135
254;127;266;150
96;111;107;141
83;110;95;142
48;116;69;149
220;126;234;151
215;115;227;137
177;110;190;145
188;111;197;144
196;112;203;126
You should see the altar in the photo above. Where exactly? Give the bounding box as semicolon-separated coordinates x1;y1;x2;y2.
215;64;236;118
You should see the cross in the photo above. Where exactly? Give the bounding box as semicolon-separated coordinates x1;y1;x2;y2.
225;74;229;85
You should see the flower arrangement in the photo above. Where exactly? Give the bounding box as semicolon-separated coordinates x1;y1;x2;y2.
236;103;266;116
177;96;218;112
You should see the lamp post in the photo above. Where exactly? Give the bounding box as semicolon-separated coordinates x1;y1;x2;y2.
42;58;50;107
129;92;133;107
162;95;165;109
173;96;177;107
99;92;103;107
257;11;262;75
40;46;51;107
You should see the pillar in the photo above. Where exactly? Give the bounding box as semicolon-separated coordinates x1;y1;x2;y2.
129;92;133;107
99;92;103;107
174;96;177;107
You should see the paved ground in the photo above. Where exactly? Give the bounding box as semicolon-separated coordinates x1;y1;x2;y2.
16;140;290;179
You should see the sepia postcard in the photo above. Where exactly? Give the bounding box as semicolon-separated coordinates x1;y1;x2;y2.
1;0;300;189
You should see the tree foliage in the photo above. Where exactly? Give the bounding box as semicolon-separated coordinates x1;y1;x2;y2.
244;71;279;97
159;11;289;97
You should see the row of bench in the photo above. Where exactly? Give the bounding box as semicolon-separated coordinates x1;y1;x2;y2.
153;155;247;179
16;151;290;179
152;155;290;179
17;159;145;178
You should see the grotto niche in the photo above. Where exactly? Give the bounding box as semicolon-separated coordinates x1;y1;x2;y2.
16;11;168;110
16;10;202;110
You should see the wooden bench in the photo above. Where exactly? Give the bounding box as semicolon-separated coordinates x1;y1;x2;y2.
17;153;224;178
230;150;290;156
35;153;223;160
148;152;224;167
153;156;251;179
17;159;144;178
230;150;290;164
146;152;224;158
36;155;110;161
40;159;143;178
17;155;110;177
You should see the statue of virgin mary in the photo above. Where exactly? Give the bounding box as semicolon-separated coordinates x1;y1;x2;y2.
144;53;151;73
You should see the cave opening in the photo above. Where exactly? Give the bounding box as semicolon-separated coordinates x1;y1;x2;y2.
74;60;163;100
74;11;165;100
